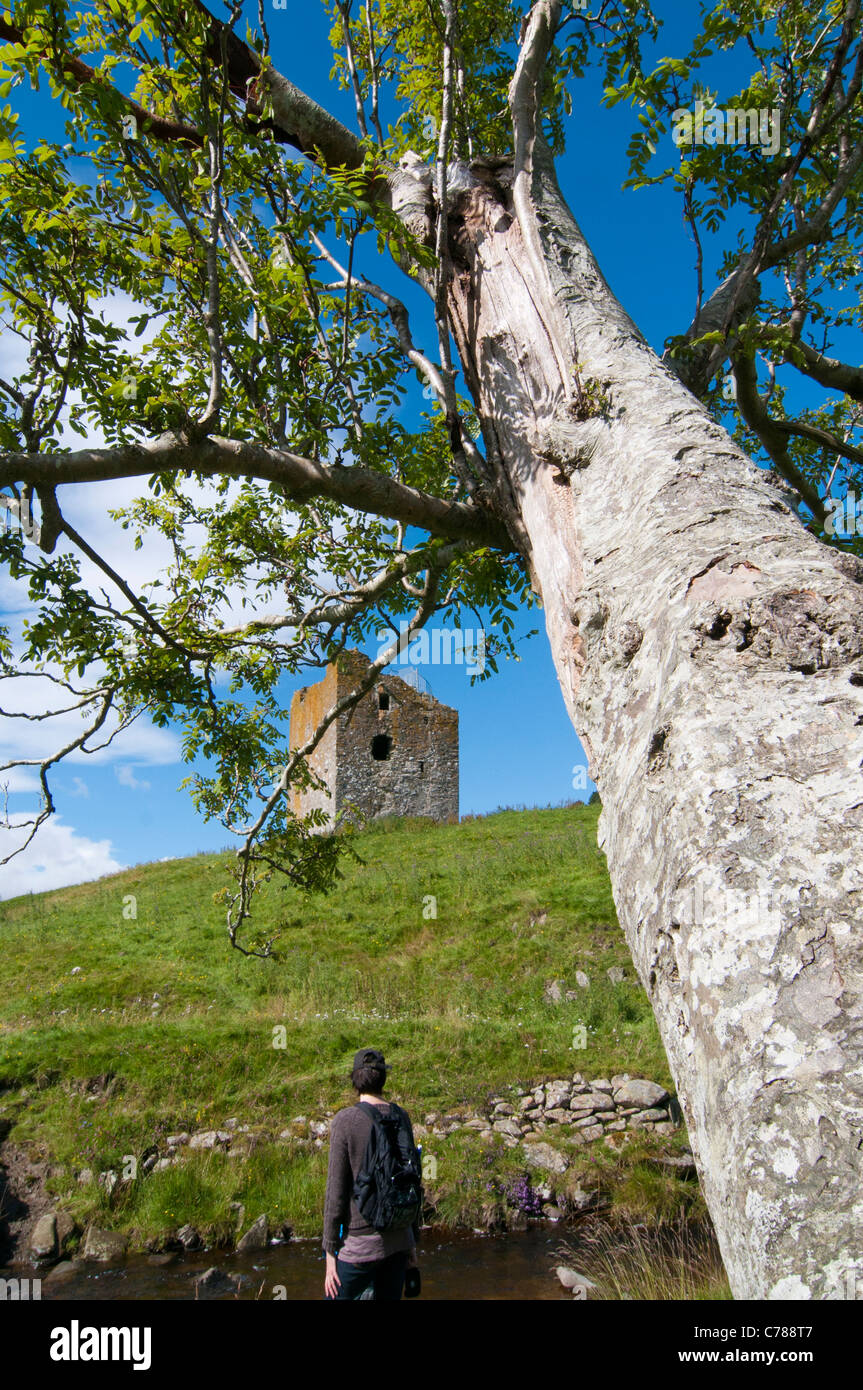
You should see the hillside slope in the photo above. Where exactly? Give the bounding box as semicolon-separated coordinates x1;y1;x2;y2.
0;805;697;1253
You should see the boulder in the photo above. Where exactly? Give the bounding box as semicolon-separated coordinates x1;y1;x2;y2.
176;1224;202;1251
606;967;626;984
43;1261;81;1283
569;1091;615;1114
612;1079;670;1109
30;1213;58;1263
189;1130;231;1150
194;1266;242;1298
56;1210;78;1254
236;1214;268;1253
544;1108;573;1124
575;971;590;988
81;1227;128;1263
166;1133;190;1148
589;1078;613;1093
522;1142;569;1175
572;1124;604;1143
492;1102;515;1116
492;1118;522;1138
544;979;565;1003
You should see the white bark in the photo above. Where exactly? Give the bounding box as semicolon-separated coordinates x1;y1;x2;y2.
443;134;863;1299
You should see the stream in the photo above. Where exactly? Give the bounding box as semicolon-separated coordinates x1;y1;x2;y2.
28;1227;573;1301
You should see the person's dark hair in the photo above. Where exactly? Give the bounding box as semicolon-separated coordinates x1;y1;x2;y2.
351;1062;387;1096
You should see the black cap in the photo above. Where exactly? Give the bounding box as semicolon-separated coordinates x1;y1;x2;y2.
353;1048;391;1072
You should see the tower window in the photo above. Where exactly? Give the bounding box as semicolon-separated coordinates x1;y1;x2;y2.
371;734;392;761
378;691;390;711
419;760;424;774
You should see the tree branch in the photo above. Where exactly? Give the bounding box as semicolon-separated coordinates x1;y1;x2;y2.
1;434;512;550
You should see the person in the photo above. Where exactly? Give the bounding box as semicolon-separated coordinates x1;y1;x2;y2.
323;1047;421;1300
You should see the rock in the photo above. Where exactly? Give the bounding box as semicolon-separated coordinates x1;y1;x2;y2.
424;1113;439;1126
309;1120;329;1138
44;1260;82;1283
570;1092;615;1114
544;979;564;1003
604;1119;627;1132
610;1073;631;1089
189;1130;232;1150
56;1211;78;1253
77;1168;94;1186
654;1122;678;1136
568;1187;595;1212
517;1096;537;1112
589;1078;613;1093
544;1108;573;1124
492;1118;522;1138
236;1214;268;1252
613;1079;670;1109
147;1252;178;1266
507;1209;529;1232
575;971;590;988
555;1265;597;1293
545;1082;571;1108
572;1124;604;1143
30;1213;59;1263
153;1156;177;1172
542;1204;563;1221
194;1266;242;1298
141;1152;159;1174
606;967;626;984
463;1118;489;1131
176;1224;202;1251
82;1228;128;1263
166;1133;190;1148
522;1142;569;1175
492;1102;515;1116
650;1153;697;1174
631;1107;669;1124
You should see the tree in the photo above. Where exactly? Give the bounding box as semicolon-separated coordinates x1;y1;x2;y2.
0;0;861;1300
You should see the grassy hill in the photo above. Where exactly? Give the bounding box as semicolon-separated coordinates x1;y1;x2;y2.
0;804;703;1252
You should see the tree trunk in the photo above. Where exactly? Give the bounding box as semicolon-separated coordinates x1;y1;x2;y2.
444;144;863;1299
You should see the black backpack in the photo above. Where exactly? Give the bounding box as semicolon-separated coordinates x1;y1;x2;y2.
352;1101;424;1232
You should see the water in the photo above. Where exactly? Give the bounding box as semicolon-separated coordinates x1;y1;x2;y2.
33;1227;572;1301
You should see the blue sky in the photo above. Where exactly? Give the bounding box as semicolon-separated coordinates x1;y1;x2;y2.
0;2;828;893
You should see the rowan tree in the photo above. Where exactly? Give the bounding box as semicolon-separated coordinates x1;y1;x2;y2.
0;0;861;1299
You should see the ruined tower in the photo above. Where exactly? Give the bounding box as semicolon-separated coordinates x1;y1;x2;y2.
288;649;459;825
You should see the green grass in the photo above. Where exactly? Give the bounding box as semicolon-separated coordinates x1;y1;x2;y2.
0;804;698;1250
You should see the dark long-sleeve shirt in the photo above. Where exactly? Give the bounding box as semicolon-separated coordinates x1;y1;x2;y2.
322;1100;421;1259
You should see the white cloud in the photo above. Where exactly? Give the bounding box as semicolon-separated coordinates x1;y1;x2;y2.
0;814;125;900
115;763;150;791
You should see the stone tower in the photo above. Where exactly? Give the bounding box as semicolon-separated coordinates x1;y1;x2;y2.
288;649;458;825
